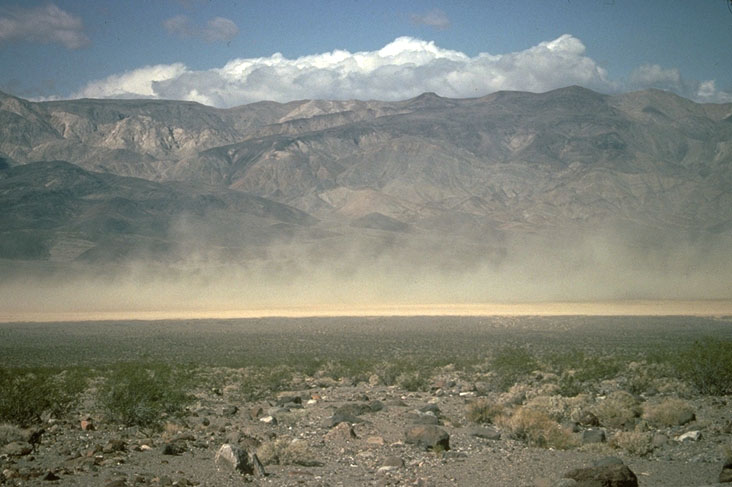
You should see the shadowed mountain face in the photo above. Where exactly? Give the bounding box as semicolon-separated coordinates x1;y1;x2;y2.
1;87;731;306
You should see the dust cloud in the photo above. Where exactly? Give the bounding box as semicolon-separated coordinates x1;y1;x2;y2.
1;225;731;322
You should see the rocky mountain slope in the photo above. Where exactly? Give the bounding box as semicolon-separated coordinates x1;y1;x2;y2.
1;86;731;270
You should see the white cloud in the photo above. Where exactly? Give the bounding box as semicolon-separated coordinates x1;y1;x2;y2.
0;3;89;49
629;64;732;103
410;9;451;30
163;14;238;43
70;35;732;107
76;63;188;99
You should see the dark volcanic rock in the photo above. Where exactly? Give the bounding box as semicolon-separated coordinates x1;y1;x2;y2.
564;463;638;487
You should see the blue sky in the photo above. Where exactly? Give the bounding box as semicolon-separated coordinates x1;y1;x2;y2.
1;0;731;107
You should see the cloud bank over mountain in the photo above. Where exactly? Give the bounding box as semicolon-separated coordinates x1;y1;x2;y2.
68;35;731;107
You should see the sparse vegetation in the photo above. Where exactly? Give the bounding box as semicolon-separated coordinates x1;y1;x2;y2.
490;346;538;391
496;407;579;449
0;367;87;426
98;362;194;429
591;391;641;429
610;431;654;456
465;398;504;424
642;398;695;427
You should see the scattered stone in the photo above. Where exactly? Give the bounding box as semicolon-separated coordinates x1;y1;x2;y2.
334;402;372;417
259;415;277;425
676;430;702;442
80;419;95;431
325;413;362;428
582;428;606;444
404;425;450;451
469;426;501;440
564;463;638;487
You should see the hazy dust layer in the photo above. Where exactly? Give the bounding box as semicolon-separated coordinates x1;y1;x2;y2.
2;300;731;323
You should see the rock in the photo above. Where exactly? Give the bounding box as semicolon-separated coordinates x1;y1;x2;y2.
161;442;185;455
382;455;405;468
469;426;501;440
80;419;95;431
564;463;638;487
275;394;302;406
720;457;732;483
214;443;254;475
677;410;696;426
582;429;606;444
651;432;669;448
249;406;263;420
404;425;450;451
222;405;238;416
1;441;33;456
405;410;440;425
676;430;702;442
102;439;126;453
325;422;357;441
104;480;127;487
259;415;277;425
366;436;385;446
42;471;60;481
334;402;372;417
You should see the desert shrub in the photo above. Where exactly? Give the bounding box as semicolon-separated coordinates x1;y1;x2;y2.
642;398;695;427
591;390;641;429
496;407;578;449
610;431;653;456
490;347;538;391
98;363;193;429
675;339;732;395
397;371;429;392
239;365;294;401
546;351;623;396
0;367;87;426
257;437;318;466
465;398;504;424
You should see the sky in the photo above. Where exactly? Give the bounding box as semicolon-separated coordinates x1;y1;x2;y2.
0;0;731;107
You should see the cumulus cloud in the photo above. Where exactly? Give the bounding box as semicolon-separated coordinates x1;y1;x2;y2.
70;35;732;107
163;14;238;43
410;8;451;30
0;3;89;49
629;64;732;103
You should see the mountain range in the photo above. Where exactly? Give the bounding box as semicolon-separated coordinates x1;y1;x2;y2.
1;86;731;286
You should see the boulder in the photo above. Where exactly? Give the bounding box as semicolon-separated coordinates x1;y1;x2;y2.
214;443;265;476
405;425;450;451
564;463;638;487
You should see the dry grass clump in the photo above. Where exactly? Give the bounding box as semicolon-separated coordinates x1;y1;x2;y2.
642;398;695;427
610;431;654;456
0;423;26;445
495;407;579;449
257;438;318;466
591;391;642;429
465;399;504;424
